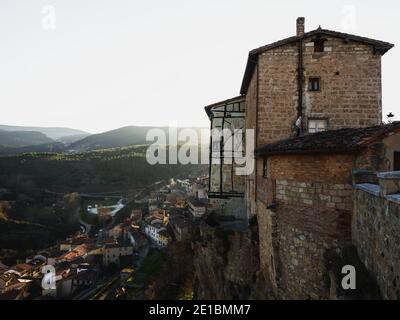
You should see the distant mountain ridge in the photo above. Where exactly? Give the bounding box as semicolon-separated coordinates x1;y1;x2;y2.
0;125;208;155
55;133;91;145
0;130;54;148
0;125;89;140
69;126;207;151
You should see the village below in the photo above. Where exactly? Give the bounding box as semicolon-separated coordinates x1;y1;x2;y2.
0;174;208;300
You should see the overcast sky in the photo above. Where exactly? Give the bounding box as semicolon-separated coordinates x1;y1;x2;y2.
0;0;398;133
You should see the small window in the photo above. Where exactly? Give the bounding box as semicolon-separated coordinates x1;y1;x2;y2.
308;78;320;92
308;119;327;133
313;39;325;53
263;158;268;178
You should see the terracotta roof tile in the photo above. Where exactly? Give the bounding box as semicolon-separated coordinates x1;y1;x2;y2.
256;122;400;156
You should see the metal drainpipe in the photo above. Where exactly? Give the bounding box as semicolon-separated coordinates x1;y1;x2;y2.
297;38;304;136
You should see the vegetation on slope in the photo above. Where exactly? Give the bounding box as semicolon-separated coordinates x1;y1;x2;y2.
0;145;207;193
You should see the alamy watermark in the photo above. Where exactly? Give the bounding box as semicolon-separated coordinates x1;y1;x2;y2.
42;265;56;290
41;4;57;30
341;265;356;290
145;127;254;175
341;5;357;31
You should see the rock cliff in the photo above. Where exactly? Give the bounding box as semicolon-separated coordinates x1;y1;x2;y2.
193;218;269;299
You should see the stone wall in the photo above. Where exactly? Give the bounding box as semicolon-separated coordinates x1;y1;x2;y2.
302;37;382;129
353;172;400;299
256;201;279;297
275;180;353;211
268;153;354;182
256;153;354;299
272;201;351;299
257;43;299;146
245;67;258;219
257;182;353;299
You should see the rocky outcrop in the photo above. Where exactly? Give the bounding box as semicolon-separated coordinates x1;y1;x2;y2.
193;218;269;299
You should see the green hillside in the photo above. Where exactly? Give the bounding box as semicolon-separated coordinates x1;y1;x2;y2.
0;145;207;193
69;126;206;151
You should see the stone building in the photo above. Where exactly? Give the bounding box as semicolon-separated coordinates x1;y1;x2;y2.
187;197;207;219
169;212;192;241
243;17;393;219
0;273;17;294
143;210;171;248
255;123;400;298
103;242;133;266
202;17;398;299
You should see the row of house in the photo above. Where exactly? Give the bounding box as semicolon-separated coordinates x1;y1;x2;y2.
143;209;171;247
0;224;143;300
142;177;208;247
0;257;48;300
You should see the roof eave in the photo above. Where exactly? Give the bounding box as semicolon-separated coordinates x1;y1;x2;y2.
204;95;245;118
255;147;362;157
240;28;394;95
240;55;258;95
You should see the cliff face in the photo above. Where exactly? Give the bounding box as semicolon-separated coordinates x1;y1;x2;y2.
193;220;269;299
192;217;381;300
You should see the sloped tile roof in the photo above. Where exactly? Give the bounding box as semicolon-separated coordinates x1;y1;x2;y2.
255;122;400;156
240;28;394;94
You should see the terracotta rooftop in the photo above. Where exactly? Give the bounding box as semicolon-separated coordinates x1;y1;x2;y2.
57;243;95;262
255;122;400;156
14;263;34;273
0;272;17;282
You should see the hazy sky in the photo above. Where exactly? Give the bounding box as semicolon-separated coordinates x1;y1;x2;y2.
0;0;398;133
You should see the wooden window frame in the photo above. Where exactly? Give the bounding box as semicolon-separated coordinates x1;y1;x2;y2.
313;39;325;53
308;118;328;133
308;77;321;92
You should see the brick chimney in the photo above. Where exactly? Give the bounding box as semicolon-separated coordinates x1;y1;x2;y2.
296;17;305;36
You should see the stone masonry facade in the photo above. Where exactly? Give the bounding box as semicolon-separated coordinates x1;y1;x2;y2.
204;17;396;299
248;34;383;149
242;19;394;299
244;19;390;222
353;173;400;299
275;180;353;211
257;153;355;299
